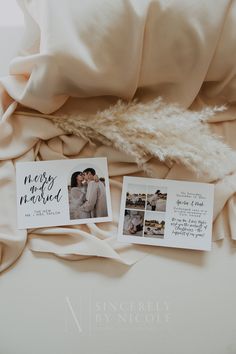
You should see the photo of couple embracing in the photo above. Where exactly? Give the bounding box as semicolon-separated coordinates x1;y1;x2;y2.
68;167;108;220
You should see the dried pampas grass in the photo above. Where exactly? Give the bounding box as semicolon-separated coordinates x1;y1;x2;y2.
52;98;236;180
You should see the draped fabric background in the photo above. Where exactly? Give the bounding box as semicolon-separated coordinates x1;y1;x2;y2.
1;0;236;113
0;0;236;272
0;92;236;272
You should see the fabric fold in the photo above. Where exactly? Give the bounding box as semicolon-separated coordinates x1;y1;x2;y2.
1;0;235;113
0;160;27;272
28;226;148;266
1;0;236;271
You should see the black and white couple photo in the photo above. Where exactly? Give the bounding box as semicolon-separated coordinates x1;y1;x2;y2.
68;167;108;220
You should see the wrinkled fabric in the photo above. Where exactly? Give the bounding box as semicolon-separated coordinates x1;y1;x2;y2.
0;91;236;272
0;0;236;113
1;0;236;272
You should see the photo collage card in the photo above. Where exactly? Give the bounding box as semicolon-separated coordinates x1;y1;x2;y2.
118;176;214;251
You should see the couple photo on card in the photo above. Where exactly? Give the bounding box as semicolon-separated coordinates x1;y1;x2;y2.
16;158;213;252
68;167;108;220
16;158;112;229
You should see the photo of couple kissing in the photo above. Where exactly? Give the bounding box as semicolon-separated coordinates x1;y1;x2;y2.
68;167;108;220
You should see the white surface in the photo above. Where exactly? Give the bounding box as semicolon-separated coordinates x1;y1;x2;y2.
1;3;236;354
1;242;236;354
0;0;24;75
0;0;24;26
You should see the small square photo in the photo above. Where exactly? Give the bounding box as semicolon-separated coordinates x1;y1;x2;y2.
123;209;144;236
147;186;167;212
144;212;165;238
125;184;147;210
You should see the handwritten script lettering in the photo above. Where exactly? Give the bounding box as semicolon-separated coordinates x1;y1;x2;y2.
172;191;208;239
171;217;207;238
20;171;62;205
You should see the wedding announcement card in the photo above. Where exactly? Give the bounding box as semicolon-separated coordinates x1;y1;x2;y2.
118;176;214;251
16;158;112;229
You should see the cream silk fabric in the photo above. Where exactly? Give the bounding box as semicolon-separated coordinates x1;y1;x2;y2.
1;0;236;113
0;93;236;272
0;0;236;271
